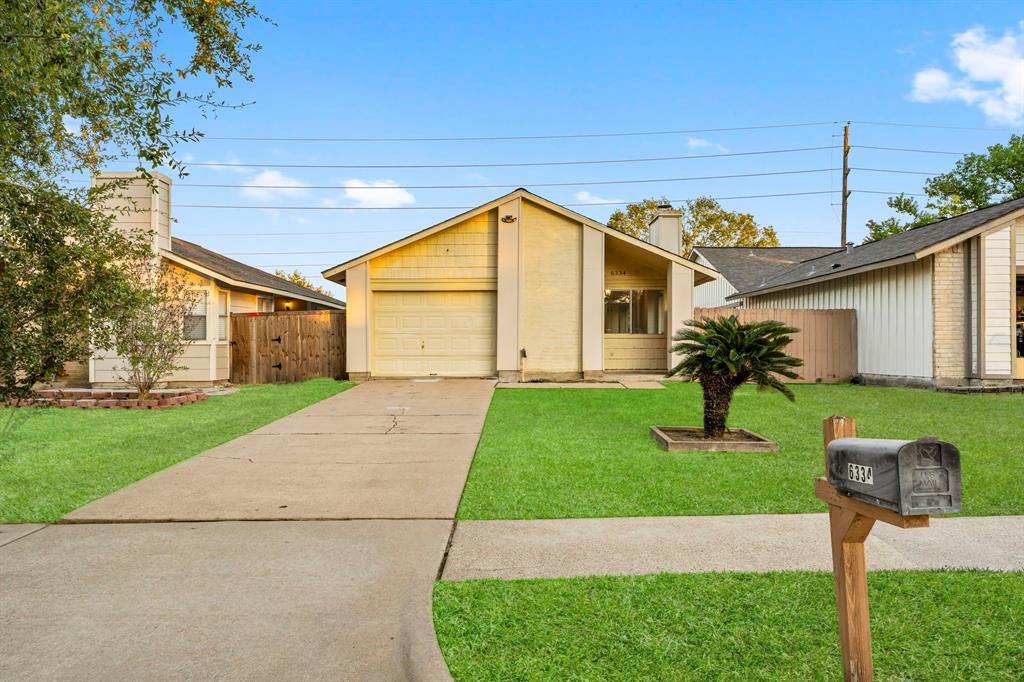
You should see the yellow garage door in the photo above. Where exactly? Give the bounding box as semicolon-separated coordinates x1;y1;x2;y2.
372;291;496;377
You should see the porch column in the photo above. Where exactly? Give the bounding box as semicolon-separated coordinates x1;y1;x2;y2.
345;262;370;379
496;198;521;380
666;262;693;370
581;227;605;377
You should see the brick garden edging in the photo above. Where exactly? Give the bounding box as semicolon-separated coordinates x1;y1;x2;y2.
7;389;209;410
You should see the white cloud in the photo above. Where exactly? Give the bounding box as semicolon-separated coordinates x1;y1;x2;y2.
687;137;729;152
573;191;624;205
204;154;250;174
240;170;310;201
339;179;415;208
62;115;82;136
909;23;1024;124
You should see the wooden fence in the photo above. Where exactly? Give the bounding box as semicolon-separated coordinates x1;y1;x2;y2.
694;307;857;383
230;310;345;384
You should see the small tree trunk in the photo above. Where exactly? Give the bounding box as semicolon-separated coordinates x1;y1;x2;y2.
700;375;735;438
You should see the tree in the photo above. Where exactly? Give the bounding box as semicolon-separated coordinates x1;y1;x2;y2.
1;0;267;184
864;134;1024;242
106;263;200;400
666;316;802;438
0;182;154;399
275;269;333;297
607;197;780;255
0;1;265;398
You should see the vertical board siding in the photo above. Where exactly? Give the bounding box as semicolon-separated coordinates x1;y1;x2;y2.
982;227;1013;376
745;259;933;379
691;253;739;308
694;307;857;382
230;310;346;384
521;201;582;374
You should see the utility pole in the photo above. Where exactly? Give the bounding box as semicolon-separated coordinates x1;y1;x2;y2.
841;122;851;247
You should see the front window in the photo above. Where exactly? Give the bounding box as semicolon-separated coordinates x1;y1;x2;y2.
184;292;208;341
604;289;665;334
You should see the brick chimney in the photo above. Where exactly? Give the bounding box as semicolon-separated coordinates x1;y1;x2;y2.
92;171;172;255
647;203;683;255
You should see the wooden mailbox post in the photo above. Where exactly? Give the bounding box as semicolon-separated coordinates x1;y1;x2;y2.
817;417;935;682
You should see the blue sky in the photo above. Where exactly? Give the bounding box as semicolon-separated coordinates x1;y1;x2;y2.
154;1;1024;298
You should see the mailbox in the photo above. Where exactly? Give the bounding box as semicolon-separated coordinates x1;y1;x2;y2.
826;437;962;515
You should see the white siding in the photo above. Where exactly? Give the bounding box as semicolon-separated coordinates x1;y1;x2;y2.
747;259;934;379
1016;226;1024;265
691;253;739;308
982;227;1013;376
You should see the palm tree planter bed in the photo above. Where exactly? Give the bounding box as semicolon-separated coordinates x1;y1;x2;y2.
650;426;778;453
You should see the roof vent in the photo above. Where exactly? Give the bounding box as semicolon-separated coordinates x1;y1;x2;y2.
845;241;854;253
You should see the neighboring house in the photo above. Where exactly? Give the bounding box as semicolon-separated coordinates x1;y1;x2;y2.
323;189;717;380
690;246;841;308
82;172;344;387
729;197;1024;388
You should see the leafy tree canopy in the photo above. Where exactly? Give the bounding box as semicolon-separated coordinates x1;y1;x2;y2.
1;0;267;184
607;197;780;256
275;269;333;298
864;134;1024;243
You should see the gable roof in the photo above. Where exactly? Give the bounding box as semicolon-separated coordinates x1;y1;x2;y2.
321;188;718;284
166;238;345;309
730;196;1024;299
691;246;841;293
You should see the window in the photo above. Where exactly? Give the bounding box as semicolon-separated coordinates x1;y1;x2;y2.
183;292;207;341
257;297;272;313
604;289;665;334
217;292;229;340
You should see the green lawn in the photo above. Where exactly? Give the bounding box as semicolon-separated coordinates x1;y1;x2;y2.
434;570;1024;681
458;383;1022;519
0;379;350;522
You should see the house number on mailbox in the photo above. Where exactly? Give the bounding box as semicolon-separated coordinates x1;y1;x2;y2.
848;463;873;485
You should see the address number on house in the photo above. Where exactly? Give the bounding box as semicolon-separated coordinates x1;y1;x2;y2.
847;463;873;485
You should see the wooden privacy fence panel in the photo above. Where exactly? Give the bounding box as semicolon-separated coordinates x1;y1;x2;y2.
693;307;857;383
230;310;345;384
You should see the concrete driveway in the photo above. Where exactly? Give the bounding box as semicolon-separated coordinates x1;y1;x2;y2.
1;379;495;681
64;379;494;522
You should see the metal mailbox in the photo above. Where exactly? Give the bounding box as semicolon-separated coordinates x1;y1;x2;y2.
826;437;962;515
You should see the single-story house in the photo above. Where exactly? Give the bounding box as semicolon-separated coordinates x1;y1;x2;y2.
690;246;841;308
323;190;717;380
77;172;344;388
729;197;1024;388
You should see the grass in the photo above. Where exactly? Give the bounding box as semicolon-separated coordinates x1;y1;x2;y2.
458;383;1023;519
434;570;1024;681
0;379;350;523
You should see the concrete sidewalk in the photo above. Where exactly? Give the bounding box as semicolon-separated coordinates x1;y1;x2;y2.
3;379;496;681
441;514;1024;581
1;521;452;681
63;379;494;522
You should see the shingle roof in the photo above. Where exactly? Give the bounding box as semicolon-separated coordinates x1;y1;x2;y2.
692;246;841;293
731;196;1024;298
169;238;344;308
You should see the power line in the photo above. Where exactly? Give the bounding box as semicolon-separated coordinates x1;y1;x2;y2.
178;227;414;237
175;167;836;190
177;189;841;211
186;145;838;170
852;167;939;175
198;121;838;143
858;145;969;156
853;120;1018;132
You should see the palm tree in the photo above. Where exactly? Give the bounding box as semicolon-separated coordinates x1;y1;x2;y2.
667;316;803;438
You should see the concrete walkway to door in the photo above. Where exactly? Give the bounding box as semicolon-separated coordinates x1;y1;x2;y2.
2;379;494;682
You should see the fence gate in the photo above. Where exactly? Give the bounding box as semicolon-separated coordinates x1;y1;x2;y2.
694;307;857;383
230;310;345;384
